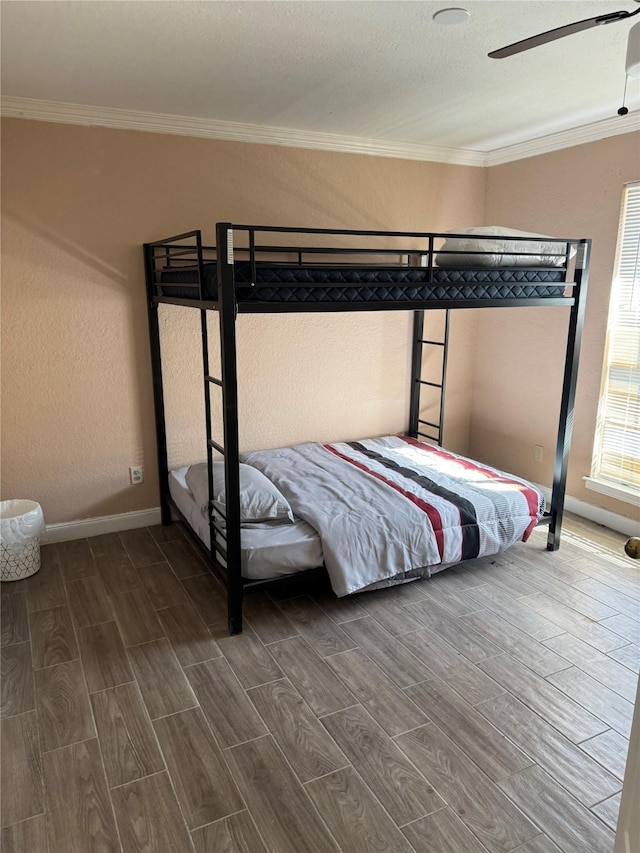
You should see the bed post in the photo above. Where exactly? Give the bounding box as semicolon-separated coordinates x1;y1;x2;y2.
547;240;591;551
409;310;425;437
144;243;172;525
216;222;243;633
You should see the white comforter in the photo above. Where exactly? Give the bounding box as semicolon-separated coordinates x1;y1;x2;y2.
242;436;544;597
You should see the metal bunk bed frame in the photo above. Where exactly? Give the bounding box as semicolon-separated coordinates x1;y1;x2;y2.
144;222;591;634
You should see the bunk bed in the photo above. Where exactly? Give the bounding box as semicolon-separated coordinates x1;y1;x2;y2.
144;223;591;634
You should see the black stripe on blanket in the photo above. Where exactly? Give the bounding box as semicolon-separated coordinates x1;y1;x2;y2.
348;442;480;561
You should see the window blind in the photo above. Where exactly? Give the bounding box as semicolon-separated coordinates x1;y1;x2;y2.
593;182;640;491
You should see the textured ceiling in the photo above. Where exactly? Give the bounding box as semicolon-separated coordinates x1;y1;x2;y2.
1;0;639;152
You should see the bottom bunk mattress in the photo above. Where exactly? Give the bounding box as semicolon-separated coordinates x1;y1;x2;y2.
168;466;324;580
242;436;544;596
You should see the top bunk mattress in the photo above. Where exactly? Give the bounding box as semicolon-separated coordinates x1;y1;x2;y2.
158;261;567;304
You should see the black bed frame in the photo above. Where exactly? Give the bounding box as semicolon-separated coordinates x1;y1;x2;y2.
144;223;591;634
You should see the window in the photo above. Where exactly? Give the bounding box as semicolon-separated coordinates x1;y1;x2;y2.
587;182;640;503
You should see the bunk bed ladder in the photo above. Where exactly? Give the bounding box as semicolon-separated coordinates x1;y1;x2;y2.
213;223;243;633
198;253;243;631
409;309;450;446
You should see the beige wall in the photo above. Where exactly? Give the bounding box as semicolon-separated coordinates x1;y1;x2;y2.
3;118;638;528
473;132;640;524
1;118;484;524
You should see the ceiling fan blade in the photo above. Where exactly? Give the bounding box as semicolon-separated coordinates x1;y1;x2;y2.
488;9;636;58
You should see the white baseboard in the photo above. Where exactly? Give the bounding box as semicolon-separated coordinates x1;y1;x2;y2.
537;486;638;537
44;508;162;544
42;490;636;545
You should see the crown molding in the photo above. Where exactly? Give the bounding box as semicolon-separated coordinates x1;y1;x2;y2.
0;96;485;166
485;110;640;166
2;96;639;167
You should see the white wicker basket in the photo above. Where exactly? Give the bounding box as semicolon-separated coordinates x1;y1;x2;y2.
0;500;45;581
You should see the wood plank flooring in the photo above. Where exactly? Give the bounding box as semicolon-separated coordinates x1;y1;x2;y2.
0;515;637;852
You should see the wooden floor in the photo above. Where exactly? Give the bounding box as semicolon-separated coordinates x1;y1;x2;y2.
1;515;638;852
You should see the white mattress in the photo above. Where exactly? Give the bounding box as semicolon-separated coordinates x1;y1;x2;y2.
168;466;324;580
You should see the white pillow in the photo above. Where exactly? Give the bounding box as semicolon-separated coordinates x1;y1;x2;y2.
185;462;294;523
435;226;574;268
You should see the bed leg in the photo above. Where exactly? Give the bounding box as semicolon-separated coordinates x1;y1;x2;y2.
228;583;243;635
228;611;243;635
546;509;562;550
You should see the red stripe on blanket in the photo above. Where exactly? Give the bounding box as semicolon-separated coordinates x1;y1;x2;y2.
399;435;540;540
324;444;445;562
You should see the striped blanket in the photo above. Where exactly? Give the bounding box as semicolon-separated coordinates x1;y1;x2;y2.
242;436;544;596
